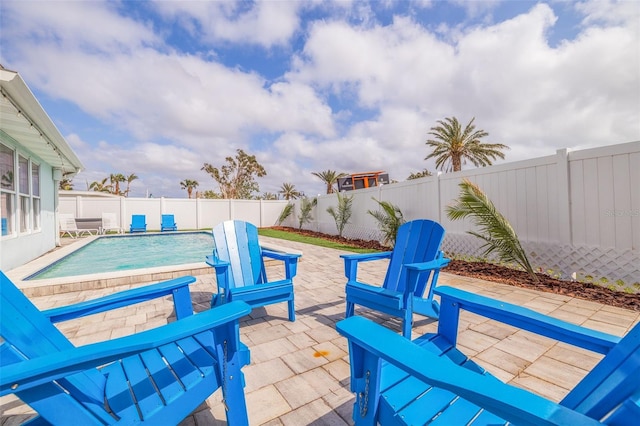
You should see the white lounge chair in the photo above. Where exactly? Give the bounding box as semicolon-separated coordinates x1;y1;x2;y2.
100;213;123;234
59;214;79;238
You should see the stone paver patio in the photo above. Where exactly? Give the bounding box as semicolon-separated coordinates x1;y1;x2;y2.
2;237;639;425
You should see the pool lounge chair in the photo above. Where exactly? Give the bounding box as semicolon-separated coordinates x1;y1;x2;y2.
100;212;123;234
161;214;177;232
337;286;640;425
0;271;252;425
130;214;147;233
59;213;80;238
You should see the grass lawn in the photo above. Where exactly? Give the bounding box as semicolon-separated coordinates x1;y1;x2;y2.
258;228;380;254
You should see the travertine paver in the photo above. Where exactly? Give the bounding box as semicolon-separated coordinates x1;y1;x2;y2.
2;236;639;425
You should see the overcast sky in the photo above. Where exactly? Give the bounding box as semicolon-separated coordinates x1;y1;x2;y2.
1;0;638;198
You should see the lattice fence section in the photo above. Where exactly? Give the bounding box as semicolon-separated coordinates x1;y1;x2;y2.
443;234;640;292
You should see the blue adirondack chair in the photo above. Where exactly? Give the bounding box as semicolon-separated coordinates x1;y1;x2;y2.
343;219;450;338
206;220;301;321
161;214;177;232
337;285;640;425
0;271;252;425
130;214;147;233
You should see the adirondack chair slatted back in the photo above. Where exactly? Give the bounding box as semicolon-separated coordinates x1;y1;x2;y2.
561;321;640;420
161;214;177;231
213;220;266;288
383;220;445;293
0;272;109;421
130;214;146;232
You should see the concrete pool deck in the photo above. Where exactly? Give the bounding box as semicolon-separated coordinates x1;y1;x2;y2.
2;237;639;425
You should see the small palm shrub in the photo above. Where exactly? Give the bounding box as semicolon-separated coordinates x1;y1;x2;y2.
367;198;405;247
327;192;354;237
277;203;295;225
446;179;538;282
298;197;317;229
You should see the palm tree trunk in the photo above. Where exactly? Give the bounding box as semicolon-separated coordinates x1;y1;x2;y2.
452;155;462;172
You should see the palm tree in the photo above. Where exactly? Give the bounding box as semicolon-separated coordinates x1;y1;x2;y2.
57;172;74;190
426;117;509;172
110;173;126;196
124;173;138;197
89;177;111;193
446;179;538;281
180;179;199;199
311;170;348;194
279;182;301;200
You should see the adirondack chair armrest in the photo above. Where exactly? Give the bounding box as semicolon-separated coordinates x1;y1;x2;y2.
340;251;393;262
341;251;393;281
1;301;252;396
205;255;229;269
337;316;602;426
435;286;620;354
261;248;301;262
262;249;301;279
42;276;197;323
404;256;451;272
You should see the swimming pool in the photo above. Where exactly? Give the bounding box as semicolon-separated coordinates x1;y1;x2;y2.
27;232;214;280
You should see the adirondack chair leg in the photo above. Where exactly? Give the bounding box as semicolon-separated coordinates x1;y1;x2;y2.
287;299;296;322
212;323;249;425
349;341;382;426
402;311;412;339
346;301;355;318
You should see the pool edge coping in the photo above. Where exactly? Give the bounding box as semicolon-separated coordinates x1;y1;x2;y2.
7;235;302;297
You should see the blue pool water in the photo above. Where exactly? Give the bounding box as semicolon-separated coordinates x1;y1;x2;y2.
28;232;214;280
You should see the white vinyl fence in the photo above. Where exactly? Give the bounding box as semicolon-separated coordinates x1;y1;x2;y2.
59;196;289;231
61;141;639;289
282;141;640;289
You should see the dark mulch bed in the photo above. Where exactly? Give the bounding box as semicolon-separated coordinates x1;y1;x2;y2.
272;227;640;312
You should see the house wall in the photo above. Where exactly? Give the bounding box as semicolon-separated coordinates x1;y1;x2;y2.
0;136;58;271
283;141;640;287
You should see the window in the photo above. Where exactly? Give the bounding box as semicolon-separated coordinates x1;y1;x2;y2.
0;144;41;236
1;144;15;236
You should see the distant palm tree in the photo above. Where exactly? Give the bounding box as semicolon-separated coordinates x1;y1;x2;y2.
89;177;111;193
58;172;74;190
407;169;432;180
279;182;301;200
180;179;199;199
426;117;509;172
110;173;126;196
123;173;138;197
261;192;278;200
311;170;348;194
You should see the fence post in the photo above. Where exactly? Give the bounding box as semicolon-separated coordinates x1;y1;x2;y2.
556;148;572;245
436;172;443;224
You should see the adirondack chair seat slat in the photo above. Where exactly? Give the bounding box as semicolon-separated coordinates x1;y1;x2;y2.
1;271;252;425
337;286;640;425
346;281;404;311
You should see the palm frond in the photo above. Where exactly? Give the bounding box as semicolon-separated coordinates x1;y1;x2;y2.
446;179;538;281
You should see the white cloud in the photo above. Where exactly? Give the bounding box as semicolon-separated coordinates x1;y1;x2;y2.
1;0;638;198
152;0;302;48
